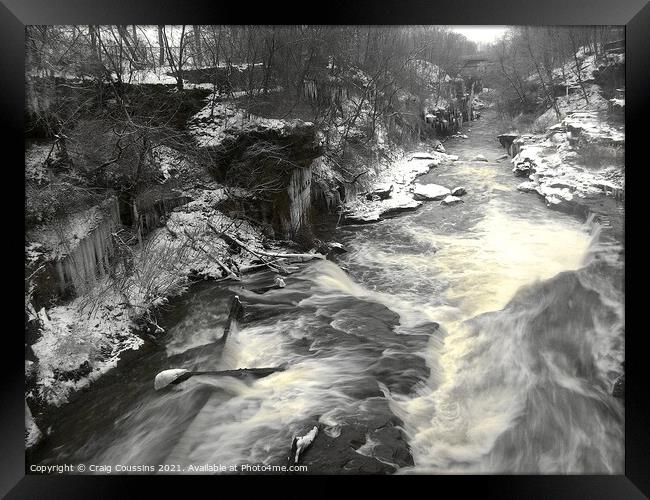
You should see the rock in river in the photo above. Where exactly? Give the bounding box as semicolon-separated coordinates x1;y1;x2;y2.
451;186;467;196
441;195;464;206
471;154;488;162
412;183;451;201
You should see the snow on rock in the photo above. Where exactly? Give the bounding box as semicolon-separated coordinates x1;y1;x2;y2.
28;183;293;409
342;149;456;224
154;369;189;390
513;158;536;177
412;183;451;201
517;181;539;193
151;145;193;182
471;154;488;162
27;197;120;262
25;142;55;184
188;97;305;149
510;108;624;211
31;294;144;407
441;195;464;206
538;184;574;207
292;426;319;464
25;400;43;449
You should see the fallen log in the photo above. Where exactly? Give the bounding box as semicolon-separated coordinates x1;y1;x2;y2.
154;366;285;390
207;223;325;262
208;224;288;274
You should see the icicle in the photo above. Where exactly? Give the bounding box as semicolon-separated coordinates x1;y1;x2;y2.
53;196;122;295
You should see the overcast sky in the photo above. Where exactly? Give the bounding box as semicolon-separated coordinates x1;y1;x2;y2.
450;26;509;45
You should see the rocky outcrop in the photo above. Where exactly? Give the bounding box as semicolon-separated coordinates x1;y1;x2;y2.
282;411;414;474
503;111;624;230
189;99;325;238
512;158;536;177
412;183;451;201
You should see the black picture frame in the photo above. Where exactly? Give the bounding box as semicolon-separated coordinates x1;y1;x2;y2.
4;0;648;497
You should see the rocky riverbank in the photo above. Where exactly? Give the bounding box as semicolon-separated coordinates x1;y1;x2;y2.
499;110;624;245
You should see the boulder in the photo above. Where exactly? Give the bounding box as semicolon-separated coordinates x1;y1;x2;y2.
328;242;347;254
441;195;464;206
451;186;467;197
513;159;536;177
409;153;437;161
412;183;451;201
517;181;538;193
317;240;347;256
471;154;488;162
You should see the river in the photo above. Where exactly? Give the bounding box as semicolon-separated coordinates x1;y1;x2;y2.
31;108;625;474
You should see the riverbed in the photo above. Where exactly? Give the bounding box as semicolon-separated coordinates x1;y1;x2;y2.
30;109;625;474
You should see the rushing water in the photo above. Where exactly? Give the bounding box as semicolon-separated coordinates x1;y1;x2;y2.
32;109;624;474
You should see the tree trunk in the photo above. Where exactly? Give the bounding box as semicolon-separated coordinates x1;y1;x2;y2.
157;25;165;66
193;25;203;67
569;30;590;106
524;28;561;119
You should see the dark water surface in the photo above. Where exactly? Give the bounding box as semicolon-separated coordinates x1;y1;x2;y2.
32;109;624;474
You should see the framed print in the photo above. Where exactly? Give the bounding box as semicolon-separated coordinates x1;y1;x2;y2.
3;0;648;497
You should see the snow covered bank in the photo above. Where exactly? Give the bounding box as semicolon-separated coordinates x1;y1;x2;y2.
509;112;624;212
25;181;300;411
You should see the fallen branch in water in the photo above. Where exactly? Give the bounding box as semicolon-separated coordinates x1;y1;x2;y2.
207;223;286;274
154;366;285;390
238;259;291;273
222;295;243;344
207;223;325;262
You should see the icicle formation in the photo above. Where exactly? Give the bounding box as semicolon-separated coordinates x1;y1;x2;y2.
54;197;121;295
284;167;312;237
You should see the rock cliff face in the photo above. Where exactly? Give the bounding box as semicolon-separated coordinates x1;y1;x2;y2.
28;196;122;303
190;100;325;238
